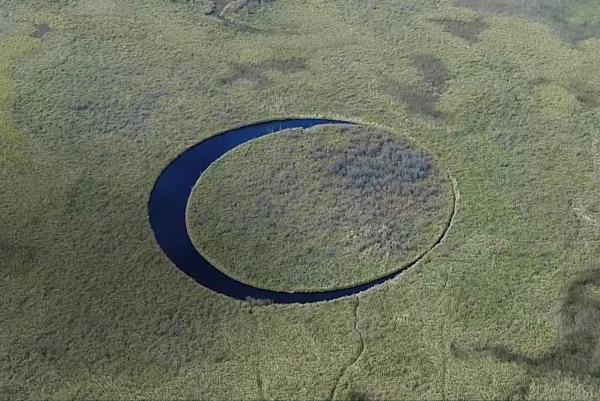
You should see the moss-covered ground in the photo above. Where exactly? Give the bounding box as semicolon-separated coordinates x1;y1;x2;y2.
1;0;599;399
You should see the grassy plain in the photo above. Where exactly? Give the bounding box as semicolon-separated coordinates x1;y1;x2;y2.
0;0;599;400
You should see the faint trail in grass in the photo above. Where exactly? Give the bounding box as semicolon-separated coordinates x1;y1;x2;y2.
440;251;451;401
329;297;365;401
440;301;449;401
440;176;460;401
36;53;71;76
256;365;265;400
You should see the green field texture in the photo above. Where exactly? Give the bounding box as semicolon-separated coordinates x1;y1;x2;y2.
1;0;599;399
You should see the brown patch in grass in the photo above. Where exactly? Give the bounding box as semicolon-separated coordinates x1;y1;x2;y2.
386;83;441;117
385;55;449;118
221;58;307;87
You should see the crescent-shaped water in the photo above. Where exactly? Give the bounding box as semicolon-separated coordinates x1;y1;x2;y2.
148;118;454;304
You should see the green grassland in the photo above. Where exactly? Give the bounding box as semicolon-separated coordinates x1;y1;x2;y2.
187;124;453;292
0;0;599;399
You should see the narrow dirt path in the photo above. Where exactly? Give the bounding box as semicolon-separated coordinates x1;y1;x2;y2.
328;297;365;400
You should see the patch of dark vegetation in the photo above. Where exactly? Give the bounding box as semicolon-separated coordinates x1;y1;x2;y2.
455;0;600;43
347;390;378;401
321;130;430;194
504;380;531;401
242;0;272;14
220;58;307;87
244;296;274;306
62;91;168;135
453;266;600;379
169;0;277;33
385;55;449;118
64;175;109;216
207;0;273;17
337;0;422;26
31;23;52;39
438;18;486;43
569;81;600;109
0;237;36;268
412;54;450;90
210;0;231;16
309;128;438;256
387;84;440;117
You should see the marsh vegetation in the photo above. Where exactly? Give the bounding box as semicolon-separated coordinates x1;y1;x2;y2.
456;0;600;43
187;125;453;292
385;55;449;118
1;0;599;399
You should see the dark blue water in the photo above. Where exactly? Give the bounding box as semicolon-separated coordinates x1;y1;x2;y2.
148;118;440;304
